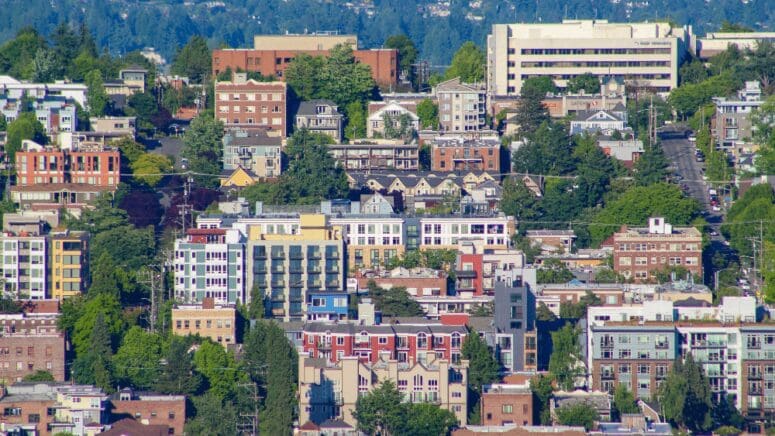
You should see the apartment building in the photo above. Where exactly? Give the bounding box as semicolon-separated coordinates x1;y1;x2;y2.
247;214;346;321
15;140;120;189
295;100;344;142
612;217;703;282
492;282;537;372
487;20;691;95
329;214;406;269
214;73;287;137
109;389;186;435
430;137;500;172
89;116;137;139
301;319;468;365
367;100;420;138
328;142;419;171
298;352;468;428
171;299;237;347
222;127;283;179
420;215;515;251
0;383;108;435
49;229;89;300
436;78;487;132
456;241;527;296
355;267;449;297
1;231;48;299
211;34;398;87
0;311;66;383
0;93;77;135
173;228;246;305
526;230;576;254
696;32;775;59
481;382;533;426
713;81;763;152
0;75;87;108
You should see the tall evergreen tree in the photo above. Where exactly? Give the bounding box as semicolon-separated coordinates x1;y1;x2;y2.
73;313;115;391
154;337;203;395
658;355;713;432
511;87;551;137
548;323;584;390
634;143;669;186
461;329;500;424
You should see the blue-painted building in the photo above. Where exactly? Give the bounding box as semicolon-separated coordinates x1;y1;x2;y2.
306;291;349;321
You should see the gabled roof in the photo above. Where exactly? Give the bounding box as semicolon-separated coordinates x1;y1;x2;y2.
319;419;353;429
296;99;339;116
573;109;624;122
435;77;484;93
368;101;420;121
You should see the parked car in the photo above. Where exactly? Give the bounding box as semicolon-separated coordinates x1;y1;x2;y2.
709;229;719;236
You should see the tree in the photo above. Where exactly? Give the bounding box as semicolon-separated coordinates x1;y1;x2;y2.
658;355;713;432
719;21;754;32
365;281;423;317
511;89;551;137
353;379;407;435
154;336;203;395
680;59;710;85
512;122;573;173
444;42;485;83
285;54;325;101
559;291;602;319
385;34;419;88
668;73;739;119
573;134;615;208
84;69;108;116
634;143;669;186
712;395;745;431
530;374;555;424
171;36;211;83
405;403;459;436
182;113;224;187
275;129;348;204
127;91;162;134
555;403;599;430
248;284;266;319
566;73;600;94
5;111;47;163
613;385;639;420
345;101;367;140
113;326;163;390
521;76;558;96
537;258;575;284
548;323;583;390
416;98;439;130
23;370;55;382
536;302;558;322
73;312;115;391
185;392;239;436
130;153;172;186
32;48;57;82
751;96;775;174
461;329;500;424
72;293;124;356
501;178;541;225
194;340;244;400
0;114;6;131
319;44;376;107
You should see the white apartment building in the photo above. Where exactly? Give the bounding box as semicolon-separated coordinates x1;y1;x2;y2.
420;216;515;250
487;20;691;95
1;233;47;299
435;78;487;132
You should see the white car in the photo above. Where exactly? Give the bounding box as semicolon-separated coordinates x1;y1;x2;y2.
713;205;721;212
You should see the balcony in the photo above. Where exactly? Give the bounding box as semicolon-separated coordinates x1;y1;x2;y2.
601;371;614;380
272;267;285;274
271;251;286;259
308;251;322;259
271;280;285;287
254;251;267;260
749;371;762;379
325;281;340;289
290;251;304;260
289;265;304;274
317;341;332;351
325;251;340;260
325;266;340;274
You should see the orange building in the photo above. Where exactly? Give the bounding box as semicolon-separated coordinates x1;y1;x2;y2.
15;141;120;188
212;34;399;87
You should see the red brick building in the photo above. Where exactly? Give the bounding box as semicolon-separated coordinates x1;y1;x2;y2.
612;217;703;283
0;310;66;383
15;141;120;188
430;138;501;172
480;382;534;426
355;268;449;297
302;321;467;365
109;389;186;435
212;48;398;88
214;75;287;137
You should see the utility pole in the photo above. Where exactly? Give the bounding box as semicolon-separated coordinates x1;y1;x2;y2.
236;382;260;435
139;265;161;332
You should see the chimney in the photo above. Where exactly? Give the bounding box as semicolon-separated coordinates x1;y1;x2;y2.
202;297;215;310
234;72;248;83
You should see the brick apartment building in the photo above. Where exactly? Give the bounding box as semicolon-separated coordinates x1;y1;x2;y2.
109;388;186;435
214;73;287;137
212;34;398;87
355;267;449;297
430;137;500;172
612;217;703;282
15;140;120;188
0;383;107;434
301;319;468;365
0;306;65;383
481;382;534;426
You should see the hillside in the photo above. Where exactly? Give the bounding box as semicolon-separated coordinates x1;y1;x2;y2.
0;0;772;65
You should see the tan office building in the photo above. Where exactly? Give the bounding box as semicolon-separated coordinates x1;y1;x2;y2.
171;299;237;347
487;20;691;95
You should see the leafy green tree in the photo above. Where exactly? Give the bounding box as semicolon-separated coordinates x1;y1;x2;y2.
23;370;55;382
501;178;542;224
248;284;266;319
444;42;485;83
536;302;557;322
182;113;224;187
115;137;145;164
510;89;551;137
531;374;555;424
751;96;775;174
73;312;115;391
405;403;458;436
354;379;407;435
634;143;669;186
764;241;775;304
521;76;558;96
113;326;163;390
718;21;754;32
365;281;423;317
462;329;500;424
91;225;156;271
416;98;439;129
72;293;124;356
566;73;600;94
0;27;47;80
712;395;745;431
594;268;623;284
559;291;602;319
658;354;713;432
185;392;239;436
275;129;348;204
613;385;639;419
385;34;419;88
131;153;172;186
127;91;162;134
154;336;203;395
512;121;574;173
171;36;211;83
285;54;325;101
84;69;108;116
573;134;615;208
32;48;58;82
5;111;47;164
548;323;583;390
194;340;245;400
319;44;376;107
680;59;710;85
345;101;367;140
0;114;6;131
668;73;739;119
537;258;575;284
720;184;775;258
555;403;599;430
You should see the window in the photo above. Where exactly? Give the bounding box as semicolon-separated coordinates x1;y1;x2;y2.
502;404;513;414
